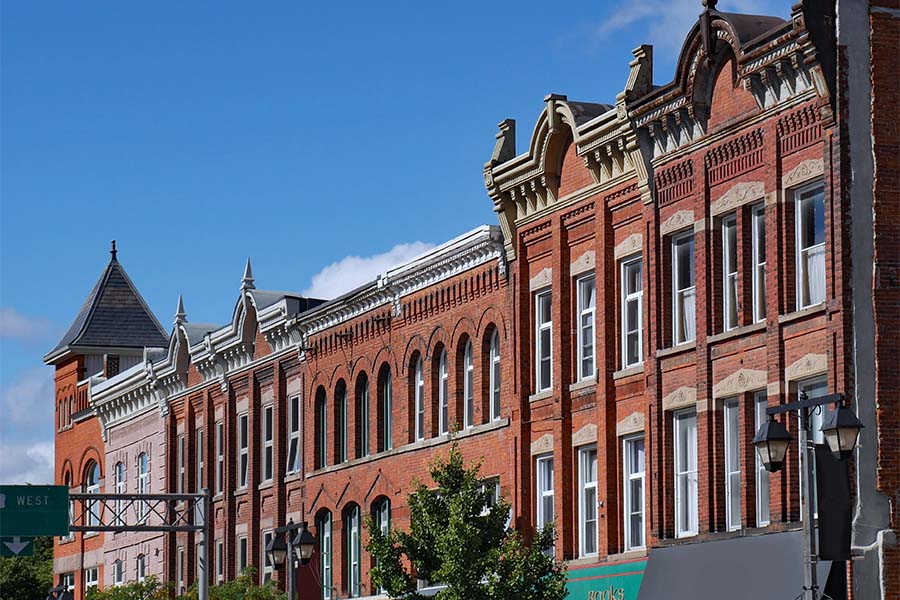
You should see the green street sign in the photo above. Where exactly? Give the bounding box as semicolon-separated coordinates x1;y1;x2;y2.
0;485;69;537
0;536;33;557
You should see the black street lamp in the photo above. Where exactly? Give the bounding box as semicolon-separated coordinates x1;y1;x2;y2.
821;401;865;461
294;525;316;565
45;585;74;600
265;534;288;570
751;415;792;472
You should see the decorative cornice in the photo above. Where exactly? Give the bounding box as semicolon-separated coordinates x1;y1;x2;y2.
713;368;768;398
616;412;645;436
530;433;554;455
614;234;643;259
662;386;697;412
783;159;824;188
785;353;827;381
660;209;696;236
572;423;598;446
710;181;765;216
570;251;595;277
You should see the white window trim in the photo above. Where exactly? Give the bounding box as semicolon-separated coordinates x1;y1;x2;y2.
347;506;361;597
751;204;767;323
339;385;348;463
177;546;185;593
86;463;100;527
262;529;274;582
288;396;302;472
113;559;124;585
723;398;742;531
489;330;501;421
577;274;596;381
215;421;224;494
674;409;699;538
137;453;149;522
535;290;553;392
439;351;449;434
795;182;826;309
136;554;146;582
177;434;185;493
114;462;126;526
359;379;370;458
237;534;248;574
754;391;771;527
620;256;643;369
577;446;598;557
384;369;394;450
196;428;204;493
85;566;99;589
261;404;274;482
319;513;332;600
237;413;249;490
623;435;646;551
722;214;739;331
672;233;696;345
535;454;554;529
216;540;224;583
463;341;474;429
414;359;425;440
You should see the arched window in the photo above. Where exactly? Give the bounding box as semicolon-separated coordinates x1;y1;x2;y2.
372;497;391;594
136;554;146;582
58;401;63;430
463;340;474;429
315;387;328;469
355;374;370;459
316;511;333;600
113;559;124;585
114;462;126;525
378;365;393;452
438;349;449;435
335;380;348;463
85;461;101;526
68;397;74;425
344;504;361;597
489;330;501;421
414;357;425;441
137;452;149;522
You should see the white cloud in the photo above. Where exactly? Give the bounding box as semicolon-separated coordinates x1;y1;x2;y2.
1;367;54;428
0;307;53;341
303;242;436;300
0;441;54;484
595;0;786;53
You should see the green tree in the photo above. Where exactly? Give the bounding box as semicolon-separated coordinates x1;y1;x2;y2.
85;568;285;600
0;536;53;600
366;444;567;600
85;576;170;600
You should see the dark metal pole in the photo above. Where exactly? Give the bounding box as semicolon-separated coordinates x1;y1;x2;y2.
799;403;820;600
287;525;295;600
198;489;209;600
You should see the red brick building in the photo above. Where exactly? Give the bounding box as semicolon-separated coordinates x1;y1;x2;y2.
48;1;898;599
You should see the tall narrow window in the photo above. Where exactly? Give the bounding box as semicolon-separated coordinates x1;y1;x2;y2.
380;367;394;450
237;535;248;574
262;405;274;482
215;421;224;494
722;214;738;331
337;381;348;463
215;541;224;583
673;234;696;344
114;559;124;585
578;446;598;557
288;395;302;473
177;434;185;493
85;567;99;590
61;572;75;592
414;359;425;441
723;398;741;531
754;391;770;527
177;546;185;594
114;462;126;525
345;506;361;597
317;512;333;600
261;530;274;583
536;455;554;530
796;183;826;308
577;275;596;380
751;204;766;322
136;554;146;582
535;290;553;391
137;453;149;522
237;413;249;490
624;435;646;550
674;409;698;537
373;499;391;595
799;377;830;518
463;341;474;429
315;388;328;469
85;462;100;526
357;375;370;458
439;350;449;435
196;428;204;492
621;257;643;368
489;330;501;421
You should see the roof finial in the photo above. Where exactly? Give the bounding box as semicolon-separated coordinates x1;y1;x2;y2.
241;257;255;290
110;240;118;262
702;0;718;9
175;294;187;325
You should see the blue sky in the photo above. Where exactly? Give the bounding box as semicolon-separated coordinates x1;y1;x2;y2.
0;0;788;483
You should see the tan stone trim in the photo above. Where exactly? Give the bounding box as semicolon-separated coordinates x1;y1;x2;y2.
572;423;598;446
235;522;248;535
767;381;781;396
662;386;697;411
712;368;768;398
530;433;554;455
236;397;249;414
710;181;765;216
614;233;643;259
616;411;645;436
660;210;695;236
529;267;553;291
785;353;827;381
286;376;302;397
783;159;824;188
570;251;596;277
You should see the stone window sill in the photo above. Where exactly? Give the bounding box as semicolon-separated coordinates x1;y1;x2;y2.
707;321;766;344
568;377;597;393
778;303;826;324
613;364;644;380
528;390;554;403
656;341;696;359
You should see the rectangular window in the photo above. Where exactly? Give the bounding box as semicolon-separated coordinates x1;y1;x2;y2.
463;342;474;429
262;405;274;482
215;421;224;495
577;275;596;380
624;435;646;550
439;351;449;435
796;183;826;308
61;572;75;592
359;384;370;458
751;204;766;322
578;446;598;557
674;409;698;537
798;377;830;518
722;214;738;331
754;391;770;526
237;535;248;574
136;555;146;582
536;455;554;529
196;428;204;492
216;540;224;583
723;398;741;531
177;546;185;594
114;559;123;585
415;361;425;441
287;396;301;473
490;331;501;421
85;567;99;589
347;507;361;597
319;513;332;600
237;413;249;490
262;530;274;583
339;387;348;463
672;233;696;344
535;290;553;392
177;434;185;493
621;257;643;368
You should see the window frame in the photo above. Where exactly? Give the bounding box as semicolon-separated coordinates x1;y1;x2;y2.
535;289;553;392
795;182;826;309
414;359;425;441
196;428;204;492
237;412;249;490
137;452;149;522
85;462;101;527
577;445;598;557
114;461;126;526
85;567;99;590
674;408;699;538
489;330;501;421
318;512;333;600
216;540;224;583
338;382;348;463
288;395;302;472
439;350;449;435
177;434;185;493
751;204;766;323
358;376;370;459
262;529;274;583
237;534;248;575
672;232;696;345
113;558;124;585
261;404;274;482
136;554;146;582
620;255;644;369
576;274;596;381
723;397;742;531
722;213;739;331
383;368;395;450
346;506;361;597
535;454;555;530
215;421;224;495
463;340;474;429
315;389;328;469
754;390;770;527
623;435;646;551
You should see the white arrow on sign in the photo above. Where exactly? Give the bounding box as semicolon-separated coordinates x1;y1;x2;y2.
4;537;30;555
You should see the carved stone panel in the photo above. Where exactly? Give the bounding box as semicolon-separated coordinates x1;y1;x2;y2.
783;159;824;188
616;412;645;436
614;233;643;259
785;353;827;381
572;423;598;446
662;386;697;411
530;433;554;455
529;267;553;291
570;251;596;277
713;368;768;398
660;210;695;236
710;181;765;216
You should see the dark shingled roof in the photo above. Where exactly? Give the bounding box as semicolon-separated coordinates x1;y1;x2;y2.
45;255;168;362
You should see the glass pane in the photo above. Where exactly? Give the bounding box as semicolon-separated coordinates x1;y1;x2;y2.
630;513;643;548
725;219;737;272
540;293;551;324
729;472;742;527
625;261;642;295
581;278;595;309
630;439;645;473
676;237;695;289
801;188;826;248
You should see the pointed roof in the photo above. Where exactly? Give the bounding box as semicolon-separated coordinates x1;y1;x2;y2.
44;242;169;364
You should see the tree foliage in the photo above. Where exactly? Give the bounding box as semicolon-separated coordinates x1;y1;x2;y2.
84;568;284;600
85;576;170;600
366;444;567;600
0;536;53;600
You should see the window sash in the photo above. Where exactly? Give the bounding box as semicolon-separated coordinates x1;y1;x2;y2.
621;257;643;368
578;447;598;557
215;422;224;494
754;391;770;526
577;275;596;380
237;414;249;489
137;454;149;522
535;291;553;392
196;429;204;492
672;234;696;344
796;184;826;308
536;455;554;529
490;331;501;421
674;410;698;537
339;386;348;463
319;514;332;600
114;463;126;526
464;342;474;428
237;536;248;574
137;555;146;582
348;507;361;597
262;405;274;482
177;434;185;493
723;398;741;531
289;396;302;472
216;541;224;582
751;205;766;322
262;530;274;582
439;351;449;434
359;381;370;458
384;370;394;450
415;361;425;440
722;215;738;331
623;436;646;550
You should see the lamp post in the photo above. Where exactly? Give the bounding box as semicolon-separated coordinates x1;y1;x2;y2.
45;584;74;600
265;519;317;600
752;392;863;600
